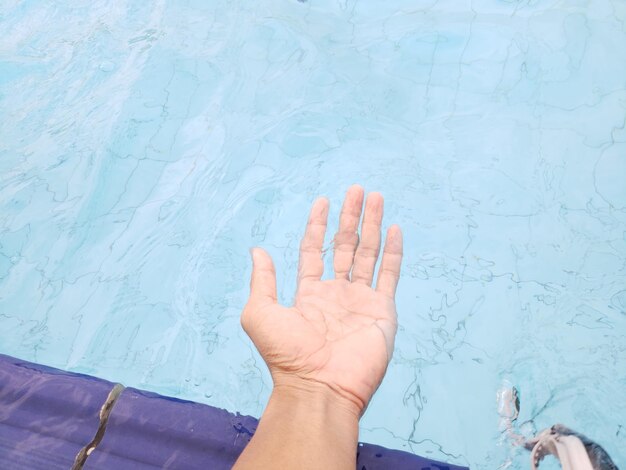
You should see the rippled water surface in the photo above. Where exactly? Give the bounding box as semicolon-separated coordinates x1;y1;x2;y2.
1;1;625;467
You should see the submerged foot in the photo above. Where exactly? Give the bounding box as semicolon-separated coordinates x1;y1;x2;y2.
524;424;618;470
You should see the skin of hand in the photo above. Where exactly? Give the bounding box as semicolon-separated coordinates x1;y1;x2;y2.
233;185;403;469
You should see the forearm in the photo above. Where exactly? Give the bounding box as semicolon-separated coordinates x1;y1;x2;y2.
233;379;360;470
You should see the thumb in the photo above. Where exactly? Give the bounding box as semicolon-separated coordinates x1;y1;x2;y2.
246;247;278;310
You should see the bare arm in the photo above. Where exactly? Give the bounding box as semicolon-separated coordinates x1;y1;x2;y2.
232;379;359;469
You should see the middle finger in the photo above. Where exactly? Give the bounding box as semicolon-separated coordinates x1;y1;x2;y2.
333;185;364;280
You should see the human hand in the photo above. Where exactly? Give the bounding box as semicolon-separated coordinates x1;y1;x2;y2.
241;185;403;416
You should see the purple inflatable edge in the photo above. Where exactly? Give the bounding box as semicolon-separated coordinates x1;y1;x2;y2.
0;353;469;469
0;353;115;469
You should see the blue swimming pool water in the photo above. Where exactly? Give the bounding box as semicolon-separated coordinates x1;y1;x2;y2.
1;1;625;467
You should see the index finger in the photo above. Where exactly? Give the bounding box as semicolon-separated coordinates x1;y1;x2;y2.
298;197;329;283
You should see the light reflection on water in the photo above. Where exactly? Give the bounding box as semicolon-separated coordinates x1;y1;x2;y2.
0;1;625;467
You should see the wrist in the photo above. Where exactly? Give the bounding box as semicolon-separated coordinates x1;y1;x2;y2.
234;375;360;470
271;373;363;421
237;374;360;469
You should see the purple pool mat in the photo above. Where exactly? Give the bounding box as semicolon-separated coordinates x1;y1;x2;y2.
0;354;469;469
0;354;114;469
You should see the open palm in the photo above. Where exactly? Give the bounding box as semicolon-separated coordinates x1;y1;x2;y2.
241;186;403;414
